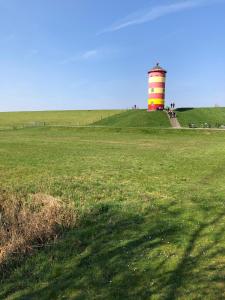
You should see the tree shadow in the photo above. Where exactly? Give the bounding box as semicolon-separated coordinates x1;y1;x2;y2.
1;201;225;299
164;211;225;299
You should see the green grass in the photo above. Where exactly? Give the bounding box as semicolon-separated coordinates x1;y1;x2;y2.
93;109;170;128
0;109;123;128
176;107;225;127
0;126;225;299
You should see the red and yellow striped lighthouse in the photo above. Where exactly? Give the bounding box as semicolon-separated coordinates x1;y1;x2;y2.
148;63;167;111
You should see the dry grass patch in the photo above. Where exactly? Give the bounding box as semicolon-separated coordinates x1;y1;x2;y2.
0;191;76;267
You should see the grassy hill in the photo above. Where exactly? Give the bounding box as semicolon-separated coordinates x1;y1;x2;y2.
2;107;225;130
93;109;170;128
0;126;225;299
176;107;225;127
0;110;123;128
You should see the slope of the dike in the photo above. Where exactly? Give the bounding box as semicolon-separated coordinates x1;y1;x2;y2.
176;107;225;128
92;109;171;128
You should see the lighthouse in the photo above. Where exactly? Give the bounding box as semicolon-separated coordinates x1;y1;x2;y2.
148;63;167;111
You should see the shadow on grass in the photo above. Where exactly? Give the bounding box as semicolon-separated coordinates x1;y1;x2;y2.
176;108;194;112
164;211;225;300
1;202;225;299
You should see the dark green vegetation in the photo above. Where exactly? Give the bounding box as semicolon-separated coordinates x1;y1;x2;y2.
0;126;225;299
176;107;225;128
93;109;170;128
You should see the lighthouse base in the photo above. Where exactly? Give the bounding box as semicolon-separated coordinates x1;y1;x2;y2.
148;104;164;111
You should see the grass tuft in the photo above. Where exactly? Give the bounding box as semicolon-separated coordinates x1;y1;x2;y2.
0;191;76;268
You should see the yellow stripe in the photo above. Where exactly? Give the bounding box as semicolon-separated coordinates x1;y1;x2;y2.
148;99;164;105
149;77;165;83
148;88;164;94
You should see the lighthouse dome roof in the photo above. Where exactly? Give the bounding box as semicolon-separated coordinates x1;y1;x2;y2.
148;63;167;73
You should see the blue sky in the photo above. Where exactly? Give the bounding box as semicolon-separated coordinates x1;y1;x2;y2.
0;0;225;111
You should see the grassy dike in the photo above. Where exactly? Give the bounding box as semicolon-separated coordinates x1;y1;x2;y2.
0;109;123;128
0;126;225;299
93;109;170;128
176;107;225;127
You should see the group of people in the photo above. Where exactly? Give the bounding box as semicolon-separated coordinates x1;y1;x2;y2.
166;102;176;118
168;110;176;118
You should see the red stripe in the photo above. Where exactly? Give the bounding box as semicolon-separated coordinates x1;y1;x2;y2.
148;104;164;111
148;93;164;98
149;82;165;88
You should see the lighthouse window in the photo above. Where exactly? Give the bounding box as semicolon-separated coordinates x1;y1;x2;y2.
151;88;154;92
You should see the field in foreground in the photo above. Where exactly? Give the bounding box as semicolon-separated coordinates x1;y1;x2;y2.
0;126;225;299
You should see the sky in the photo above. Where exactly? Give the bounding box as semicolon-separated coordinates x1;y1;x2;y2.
0;0;225;111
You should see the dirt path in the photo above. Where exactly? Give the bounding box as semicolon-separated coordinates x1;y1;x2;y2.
166;112;181;128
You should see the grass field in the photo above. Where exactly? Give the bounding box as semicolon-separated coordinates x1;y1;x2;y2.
0;125;225;299
0;110;123;128
93;109;170;128
176;107;225;127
